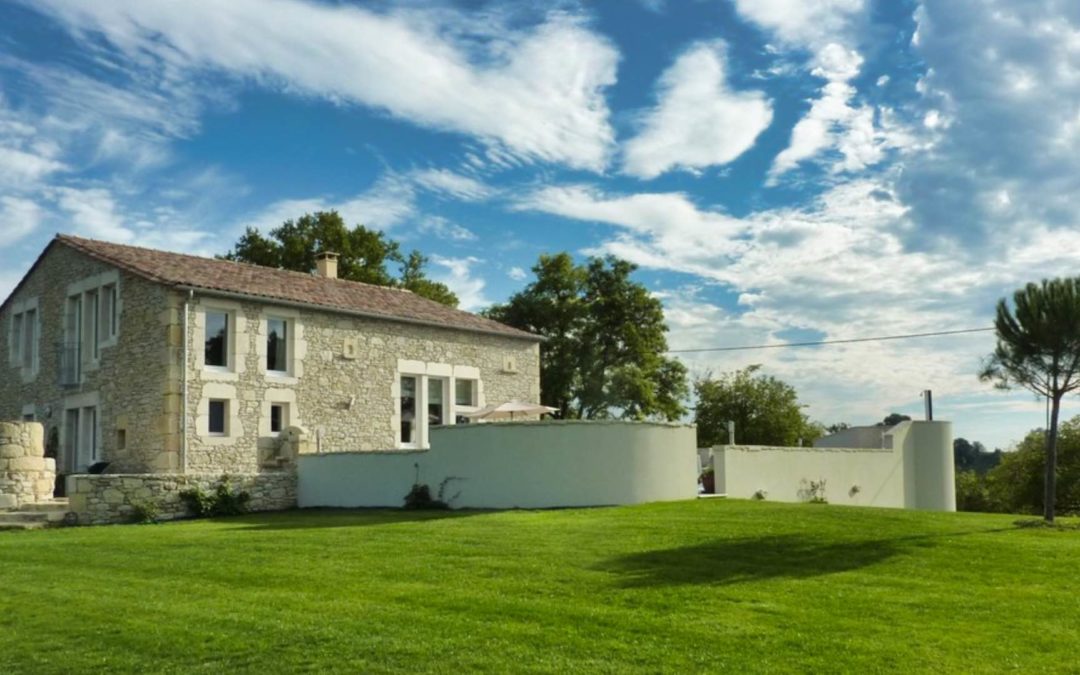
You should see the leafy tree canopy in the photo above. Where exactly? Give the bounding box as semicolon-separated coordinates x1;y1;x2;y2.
980;277;1080;521
878;413;912;427
694;365;824;448
484;253;688;421
223;211;458;307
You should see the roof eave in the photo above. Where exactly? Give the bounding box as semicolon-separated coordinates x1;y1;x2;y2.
174;284;545;343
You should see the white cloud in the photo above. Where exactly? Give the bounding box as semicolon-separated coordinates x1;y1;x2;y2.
417;216;476;242
622;41;772;179
730;0;904;181
430;255;491;311
53;187;132;241
243;175;418;236
516;175;1080;448
26;0;620;171
731;0;866;49
410;169;496;202
508;266;528;282
0;197;44;246
897;0;1080;245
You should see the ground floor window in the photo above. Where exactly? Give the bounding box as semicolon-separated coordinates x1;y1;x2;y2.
400;376;418;447
398;371;481;448
64;405;99;471
208;400;228;436
270;403;288;434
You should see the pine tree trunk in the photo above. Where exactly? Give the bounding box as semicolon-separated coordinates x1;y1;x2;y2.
1045;394;1062;523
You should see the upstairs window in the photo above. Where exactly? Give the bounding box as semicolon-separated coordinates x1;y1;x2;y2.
205;311;229;368
9;302;39;375
21;309;35;370
101;284;118;342
267;317;288;374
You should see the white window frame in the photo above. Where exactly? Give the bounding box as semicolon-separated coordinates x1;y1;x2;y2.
8;297;40;381
196;300;246;381
197;383;242;443
62;391;101;473
257;306;304;383
393;361;484;449
65;271;121;376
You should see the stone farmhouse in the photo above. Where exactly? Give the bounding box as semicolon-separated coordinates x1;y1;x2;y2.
0;235;541;488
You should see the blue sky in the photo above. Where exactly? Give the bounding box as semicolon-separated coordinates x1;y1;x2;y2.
3;0;1079;450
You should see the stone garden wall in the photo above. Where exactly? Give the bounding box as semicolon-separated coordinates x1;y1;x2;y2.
67;471;296;525
0;421;56;510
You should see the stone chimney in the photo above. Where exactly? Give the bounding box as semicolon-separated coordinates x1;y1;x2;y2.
315;252;339;279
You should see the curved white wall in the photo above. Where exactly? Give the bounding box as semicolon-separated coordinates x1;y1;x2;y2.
298;421;697;509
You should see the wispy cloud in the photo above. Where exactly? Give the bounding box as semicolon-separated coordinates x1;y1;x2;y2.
25;0;620;171
623;41;773;179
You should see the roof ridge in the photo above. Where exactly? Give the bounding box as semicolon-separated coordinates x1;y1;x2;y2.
56;234;417;295
49;234;540;342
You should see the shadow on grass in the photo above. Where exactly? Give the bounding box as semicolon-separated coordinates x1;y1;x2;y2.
598;529;1015;587
217;508;491;531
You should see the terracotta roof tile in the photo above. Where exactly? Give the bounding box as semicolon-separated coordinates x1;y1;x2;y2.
56;235;539;341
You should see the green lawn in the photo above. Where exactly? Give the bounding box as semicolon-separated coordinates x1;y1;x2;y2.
1;500;1078;673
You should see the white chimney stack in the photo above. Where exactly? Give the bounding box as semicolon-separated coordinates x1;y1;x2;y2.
315;252;339;279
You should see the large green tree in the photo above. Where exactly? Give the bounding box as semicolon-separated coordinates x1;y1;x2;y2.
485;253;688;421
224;211;458;307
980;277;1080;522
694;365;823;448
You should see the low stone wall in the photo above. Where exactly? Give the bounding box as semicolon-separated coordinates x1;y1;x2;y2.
67;472;297;525
0;421;56;510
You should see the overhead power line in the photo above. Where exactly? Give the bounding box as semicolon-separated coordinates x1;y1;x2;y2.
666;327;995;354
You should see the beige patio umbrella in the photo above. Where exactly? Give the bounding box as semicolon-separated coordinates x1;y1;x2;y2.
461;400;558;421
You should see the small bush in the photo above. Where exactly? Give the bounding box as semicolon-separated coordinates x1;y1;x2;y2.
752;489;767;501
956;470;996;513
130;500;160;524
180;477;251;518
799;478;828;504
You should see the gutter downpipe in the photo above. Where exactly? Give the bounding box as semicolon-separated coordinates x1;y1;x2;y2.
181;289;193;474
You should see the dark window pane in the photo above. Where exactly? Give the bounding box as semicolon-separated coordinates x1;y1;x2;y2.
205;312;228;367
428;378;444;426
400;376;416;444
209;400;226;434
270;404;283;433
267;318;287;372
455;379;474;406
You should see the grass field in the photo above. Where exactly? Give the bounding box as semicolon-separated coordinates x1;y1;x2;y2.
1;499;1078;673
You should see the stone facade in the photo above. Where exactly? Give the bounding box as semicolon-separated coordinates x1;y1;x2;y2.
1;241;541;480
0;244;174;475
0;421;56;509
67;471;297;525
179;292;540;473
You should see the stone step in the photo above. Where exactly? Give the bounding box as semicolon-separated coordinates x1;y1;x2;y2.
0;520;49;531
0;511;52;524
19;499;69;513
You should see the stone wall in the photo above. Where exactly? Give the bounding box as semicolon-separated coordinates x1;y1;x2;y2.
180;291;541;474
0;421;56;509
0;243;174;473
67;471;297;525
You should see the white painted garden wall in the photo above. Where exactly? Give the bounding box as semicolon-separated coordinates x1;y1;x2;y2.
711;421;955;511
298;420;697;509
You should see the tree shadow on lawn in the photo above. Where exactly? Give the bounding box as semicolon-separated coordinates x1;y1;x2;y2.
217;507;493;531
597;529;1015;588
